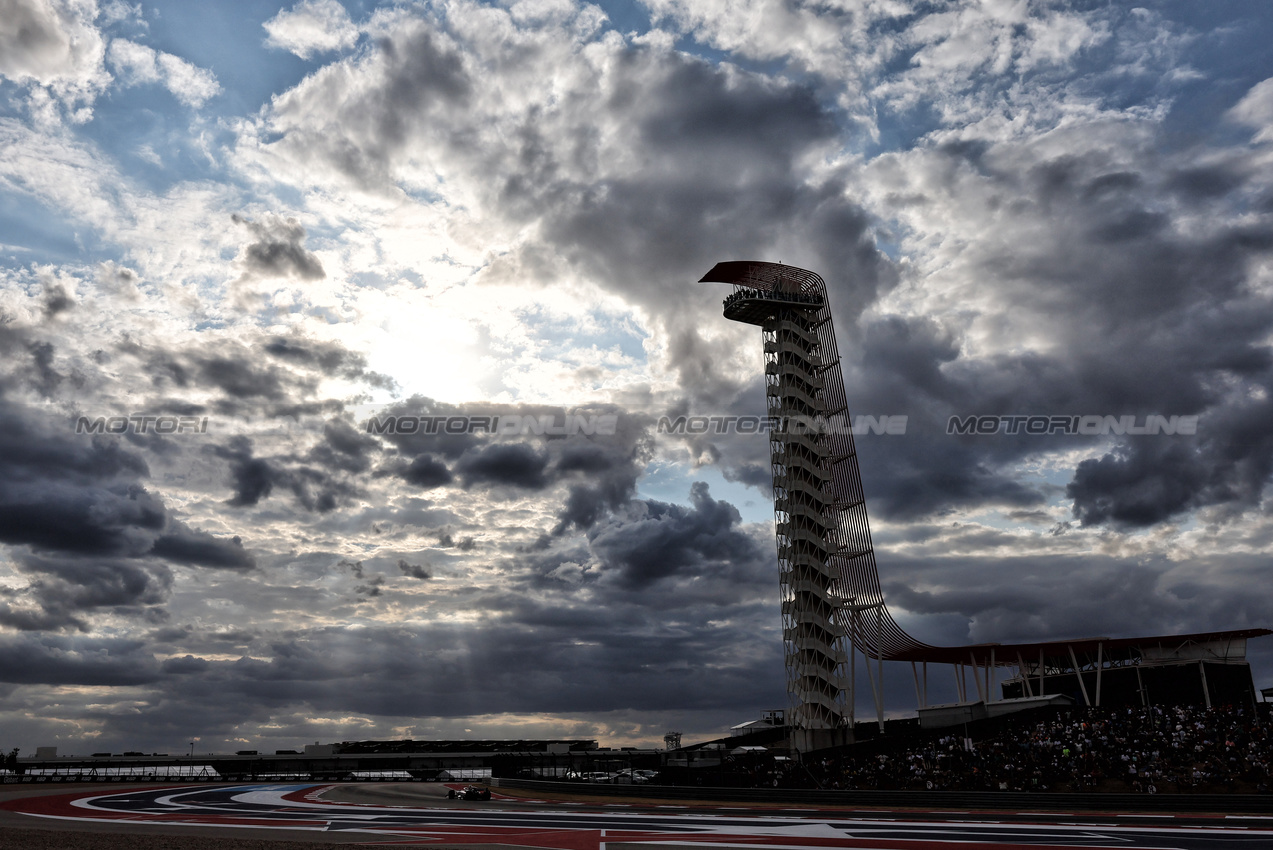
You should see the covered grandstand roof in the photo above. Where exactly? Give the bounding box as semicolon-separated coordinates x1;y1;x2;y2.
889;628;1272;668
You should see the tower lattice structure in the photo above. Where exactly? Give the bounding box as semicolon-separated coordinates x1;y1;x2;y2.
701;261;927;736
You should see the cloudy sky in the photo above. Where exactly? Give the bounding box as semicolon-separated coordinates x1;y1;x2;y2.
1;0;1272;755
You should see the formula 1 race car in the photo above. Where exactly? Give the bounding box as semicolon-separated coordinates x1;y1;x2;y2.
447;784;492;800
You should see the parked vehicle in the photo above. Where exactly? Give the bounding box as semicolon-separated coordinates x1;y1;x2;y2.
611;770;649;784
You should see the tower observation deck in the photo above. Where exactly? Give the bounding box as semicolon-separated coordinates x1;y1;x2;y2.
701;260;1269;747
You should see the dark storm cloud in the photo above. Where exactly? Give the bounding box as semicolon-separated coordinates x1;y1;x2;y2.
554;485;608;534
363;397;483;460
0;403;259;631
436;530;475;550
264;335;396;390
118;332;393;408
455;442;549;489
722;462;771;490
586;482;769;590
369;406;650;517
1067;393;1273;527
149;524;256;570
397;559;431;580
356;576;385;598
0;427;146;588
373;26;472;140
109;600;784;724
231;214;325;281
0;635;160;686
0;552;171;632
399;452;453;489
161;654;211;674
0;408;165;558
0;483;164;556
128;338;292;400
813;135;1273;525
213;436;357;512
880;552;1273;646
198;354;290;400
42;282;73;318
215;437;278;507
551;439;646;533
26;339;64;396
1165;164;1244;200
307;419;381;474
858;432;1048;520
545;50;881;313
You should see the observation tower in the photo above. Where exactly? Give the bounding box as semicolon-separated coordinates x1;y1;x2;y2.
701;261;927;749
702;260;1269;751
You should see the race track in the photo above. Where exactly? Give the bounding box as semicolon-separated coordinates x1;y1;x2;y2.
2;781;1272;849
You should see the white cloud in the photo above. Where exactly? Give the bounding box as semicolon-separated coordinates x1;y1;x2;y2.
99;0;140;25
1228;77;1273;143
105;37;161;84
0;0;110;121
107;38;221;107
153;50;221;107
0;0;104;83
263;0;360;60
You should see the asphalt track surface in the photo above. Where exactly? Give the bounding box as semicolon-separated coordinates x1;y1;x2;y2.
3;781;1273;849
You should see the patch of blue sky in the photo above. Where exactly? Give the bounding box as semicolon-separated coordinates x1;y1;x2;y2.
289;215;346;246
666;32;795;87
306;305;347;325
605;0;793;80
79;89;228;194
257;182;308;214
141;0;342;118
347;270;398;291
595;0;652;36
955;450;1087;533
0;192;101;267
519;304;648;362
638;459;772;526
0;81;32;120
866;99;944;159
255;299;310;325
398;185;448;207
1156;7;1273;150
872;234;902;263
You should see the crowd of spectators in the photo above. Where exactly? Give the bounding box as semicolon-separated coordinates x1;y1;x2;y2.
760;704;1272;793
